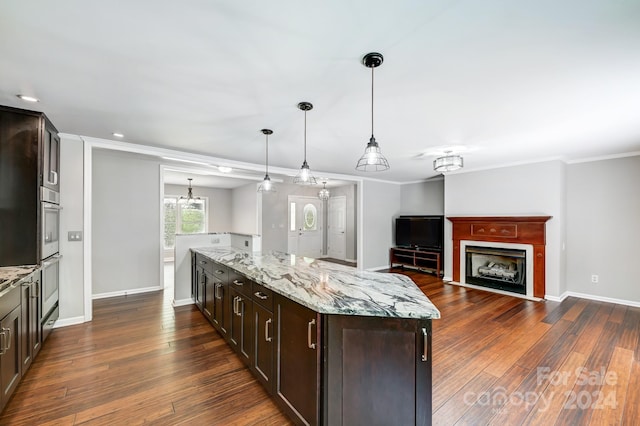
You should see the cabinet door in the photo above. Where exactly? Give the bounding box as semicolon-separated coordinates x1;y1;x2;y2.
194;267;204;312
274;295;320;426
212;280;228;336
229;288;253;365
203;272;215;322
20;279;41;372
325;316;432;425
253;303;274;392
0;305;22;411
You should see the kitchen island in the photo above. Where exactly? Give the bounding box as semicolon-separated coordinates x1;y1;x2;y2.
191;247;439;426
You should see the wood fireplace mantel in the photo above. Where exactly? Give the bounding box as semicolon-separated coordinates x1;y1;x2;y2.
447;216;552;298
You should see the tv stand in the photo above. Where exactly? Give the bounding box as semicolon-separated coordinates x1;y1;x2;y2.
390;247;442;277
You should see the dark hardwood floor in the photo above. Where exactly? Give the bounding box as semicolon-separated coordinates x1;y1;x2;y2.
1;270;638;425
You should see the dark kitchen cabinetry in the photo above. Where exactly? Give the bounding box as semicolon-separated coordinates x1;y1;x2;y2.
252;282;274;391
211;265;229;336
274;295;321;426
20;272;41;372
228;273;253;365
0;105;59;266
0;285;22;412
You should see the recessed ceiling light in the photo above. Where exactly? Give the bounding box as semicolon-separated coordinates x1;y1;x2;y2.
218;166;233;173
17;95;39;102
112;132;124;138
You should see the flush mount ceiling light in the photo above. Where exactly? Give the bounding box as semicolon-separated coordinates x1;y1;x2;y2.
318;181;330;201
433;151;464;172
356;52;390;172
17;94;39;102
293;102;317;185
218;166;233;173
112;132;124;138
179;178;201;203
258;129;276;193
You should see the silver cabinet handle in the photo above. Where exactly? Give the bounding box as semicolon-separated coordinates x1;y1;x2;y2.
215;283;222;299
0;330;5;355
265;318;272;342
5;327;11;351
307;319;316;349
215;270;225;275
421;328;428;362
236;297;243;316
254;291;268;300
49;170;58;185
199;260;207;265
232;296;238;315
233;279;243;286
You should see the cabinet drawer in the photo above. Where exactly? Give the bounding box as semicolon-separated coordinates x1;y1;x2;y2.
229;271;252;296
211;262;228;281
195;254;214;274
252;282;274;311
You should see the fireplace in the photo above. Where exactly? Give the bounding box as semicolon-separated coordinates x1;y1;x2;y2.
465;246;526;295
447;216;552;299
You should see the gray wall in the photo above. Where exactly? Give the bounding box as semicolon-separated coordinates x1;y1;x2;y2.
165;183;232;232
566;156;640;302
92;149;161;295
399;179;444;215
231;182;259;235
444;160;567;297
361;180;401;270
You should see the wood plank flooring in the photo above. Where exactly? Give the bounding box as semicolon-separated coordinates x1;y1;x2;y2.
1;271;638;425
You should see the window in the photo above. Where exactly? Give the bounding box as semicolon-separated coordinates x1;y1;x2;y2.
164;196;208;249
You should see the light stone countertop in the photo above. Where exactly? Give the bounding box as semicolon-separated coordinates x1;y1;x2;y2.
192;247;440;320
0;265;38;293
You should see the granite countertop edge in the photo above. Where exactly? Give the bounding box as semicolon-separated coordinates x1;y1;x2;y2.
192;247;440;320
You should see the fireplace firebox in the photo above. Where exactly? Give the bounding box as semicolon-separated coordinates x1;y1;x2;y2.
465;246;526;295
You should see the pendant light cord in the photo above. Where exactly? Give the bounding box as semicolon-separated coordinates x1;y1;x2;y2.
371;65;375;137
304;109;308;161
265;134;269;174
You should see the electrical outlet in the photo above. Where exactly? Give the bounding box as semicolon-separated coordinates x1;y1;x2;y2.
244;240;249;247
211;237;220;244
591;274;599;283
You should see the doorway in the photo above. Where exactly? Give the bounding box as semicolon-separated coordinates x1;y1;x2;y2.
327;196;347;260
287;196;324;258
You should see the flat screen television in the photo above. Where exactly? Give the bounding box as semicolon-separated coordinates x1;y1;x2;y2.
395;215;444;250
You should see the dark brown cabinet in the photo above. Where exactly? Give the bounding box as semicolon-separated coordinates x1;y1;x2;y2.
0;285;22;412
275;295;321;426
229;286;253;365
252;283;274;391
20;272;41;373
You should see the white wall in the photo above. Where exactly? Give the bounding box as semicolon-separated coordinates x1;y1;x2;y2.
58;135;85;324
444;160;566;298
566;156;640;303
92;149;161;296
361;180;401;270
231;182;259;235
164;183;232;232
399;179;444;215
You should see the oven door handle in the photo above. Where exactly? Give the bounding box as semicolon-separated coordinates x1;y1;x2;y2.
42;203;63;210
43;254;63;267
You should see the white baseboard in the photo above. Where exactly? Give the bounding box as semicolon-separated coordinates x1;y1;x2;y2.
558;291;640;308
173;298;195;307
53;315;86;328
345;258;357;263
92;285;162;300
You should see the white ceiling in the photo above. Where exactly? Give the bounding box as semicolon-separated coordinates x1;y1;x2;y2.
2;1;639;182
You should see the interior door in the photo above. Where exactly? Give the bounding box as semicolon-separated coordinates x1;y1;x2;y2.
288;196;323;258
327;196;347;260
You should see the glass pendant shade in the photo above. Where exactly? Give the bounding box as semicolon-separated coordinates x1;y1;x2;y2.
356;52;389;172
258;129;276;193
356;136;390;171
294;102;317;185
433;153;463;172
318;182;330;201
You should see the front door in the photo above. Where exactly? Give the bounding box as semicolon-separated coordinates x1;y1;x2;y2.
288;196;323;258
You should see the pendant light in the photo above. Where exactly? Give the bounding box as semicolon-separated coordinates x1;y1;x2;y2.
433;151;464;172
356;52;390;171
179;178;201;203
258;129;276;193
318;181;330;201
293;102;317;185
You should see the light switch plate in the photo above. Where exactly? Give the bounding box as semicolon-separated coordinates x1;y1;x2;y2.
68;231;83;241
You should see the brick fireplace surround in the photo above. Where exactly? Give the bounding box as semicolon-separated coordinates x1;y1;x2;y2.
448;216;552;299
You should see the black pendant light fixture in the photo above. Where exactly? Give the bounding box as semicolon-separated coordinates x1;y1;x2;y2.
318;181;330;201
293;102;317;185
356;52;390;171
258;129;276;193
179;178;201;203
